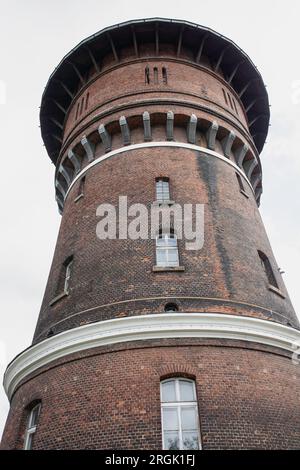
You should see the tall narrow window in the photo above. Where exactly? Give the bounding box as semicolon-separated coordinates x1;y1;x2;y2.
64;257;73;294
24;403;41;450
78;176;86;197
156;177;170;202
156;231;179;267
145;66;150;84
258;251;279;289
162;67;168;85
161;378;201;450
236;172;246;194
154;67;158;84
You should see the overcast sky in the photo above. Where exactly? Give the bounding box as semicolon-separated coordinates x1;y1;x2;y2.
0;0;299;439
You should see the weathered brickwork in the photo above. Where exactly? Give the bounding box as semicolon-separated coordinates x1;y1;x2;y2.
33;145;297;342
1;19;299;450
2;342;300;450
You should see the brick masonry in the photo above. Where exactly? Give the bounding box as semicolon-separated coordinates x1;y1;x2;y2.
1;340;300;450
1;21;299;450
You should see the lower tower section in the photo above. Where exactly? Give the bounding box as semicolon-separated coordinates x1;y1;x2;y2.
2;319;300;449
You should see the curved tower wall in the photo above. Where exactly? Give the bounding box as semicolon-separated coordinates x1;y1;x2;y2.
1;19;300;450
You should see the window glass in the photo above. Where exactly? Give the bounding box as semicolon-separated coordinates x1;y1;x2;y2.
161;379;201;450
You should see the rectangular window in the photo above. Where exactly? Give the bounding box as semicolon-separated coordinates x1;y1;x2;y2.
161;379;201;450
156;178;170;202
78;176;85;197
64;258;73;294
24;404;41;450
156;232;179;267
258;251;279;289
236;173;244;191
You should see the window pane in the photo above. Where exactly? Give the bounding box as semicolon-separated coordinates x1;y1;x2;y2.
30;406;40;427
156;250;166;262
163;407;179;431
166;237;177;247
161;381;176;402
167;250;179;262
156;237;167;247
181;407;197;430
179;380;195;401
164;431;180;450
25;432;34;450
156;180;170;201
182;432;199;450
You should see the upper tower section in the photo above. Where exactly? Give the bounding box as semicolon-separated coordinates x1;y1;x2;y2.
40;18;270;213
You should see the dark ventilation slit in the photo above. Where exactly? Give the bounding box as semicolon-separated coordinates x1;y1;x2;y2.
85;92;89;110
145;66;150;84
162;67;168;85
75;102;80;119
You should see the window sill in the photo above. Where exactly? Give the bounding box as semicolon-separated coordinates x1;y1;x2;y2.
152;266;185;272
268;285;286;299
152;200;175;207
240;190;249;199
49;291;69;307
74;194;84;203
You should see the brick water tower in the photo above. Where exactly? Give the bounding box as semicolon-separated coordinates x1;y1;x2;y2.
1;18;300;450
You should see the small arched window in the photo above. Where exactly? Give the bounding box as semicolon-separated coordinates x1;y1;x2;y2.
161;378;201;450
156;231;179;267
258;251;279;289
153;67;158;84
24;403;41;450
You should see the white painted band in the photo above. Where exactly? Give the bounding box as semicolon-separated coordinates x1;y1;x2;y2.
4;313;300;400
62;142;255;202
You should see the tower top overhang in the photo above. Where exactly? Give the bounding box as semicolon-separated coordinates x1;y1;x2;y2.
40;17;270;164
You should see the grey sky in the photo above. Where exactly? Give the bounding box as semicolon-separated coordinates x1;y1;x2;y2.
1;0;299;439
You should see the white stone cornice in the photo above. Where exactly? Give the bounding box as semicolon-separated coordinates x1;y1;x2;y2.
3;313;300;400
63;142;255;202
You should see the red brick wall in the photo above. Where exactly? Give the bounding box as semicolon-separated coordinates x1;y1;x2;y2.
64;56;247;143
2;32;298;452
33;145;297;343
1;340;300;450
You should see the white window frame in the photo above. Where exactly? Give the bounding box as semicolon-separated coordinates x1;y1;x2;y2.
156;232;179;267
24;403;41;450
156;178;170;202
160;378;201;450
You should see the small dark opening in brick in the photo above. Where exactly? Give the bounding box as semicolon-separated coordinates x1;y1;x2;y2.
164;303;179;312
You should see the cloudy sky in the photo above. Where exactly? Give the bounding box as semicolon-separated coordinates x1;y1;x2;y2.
0;0;299;439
